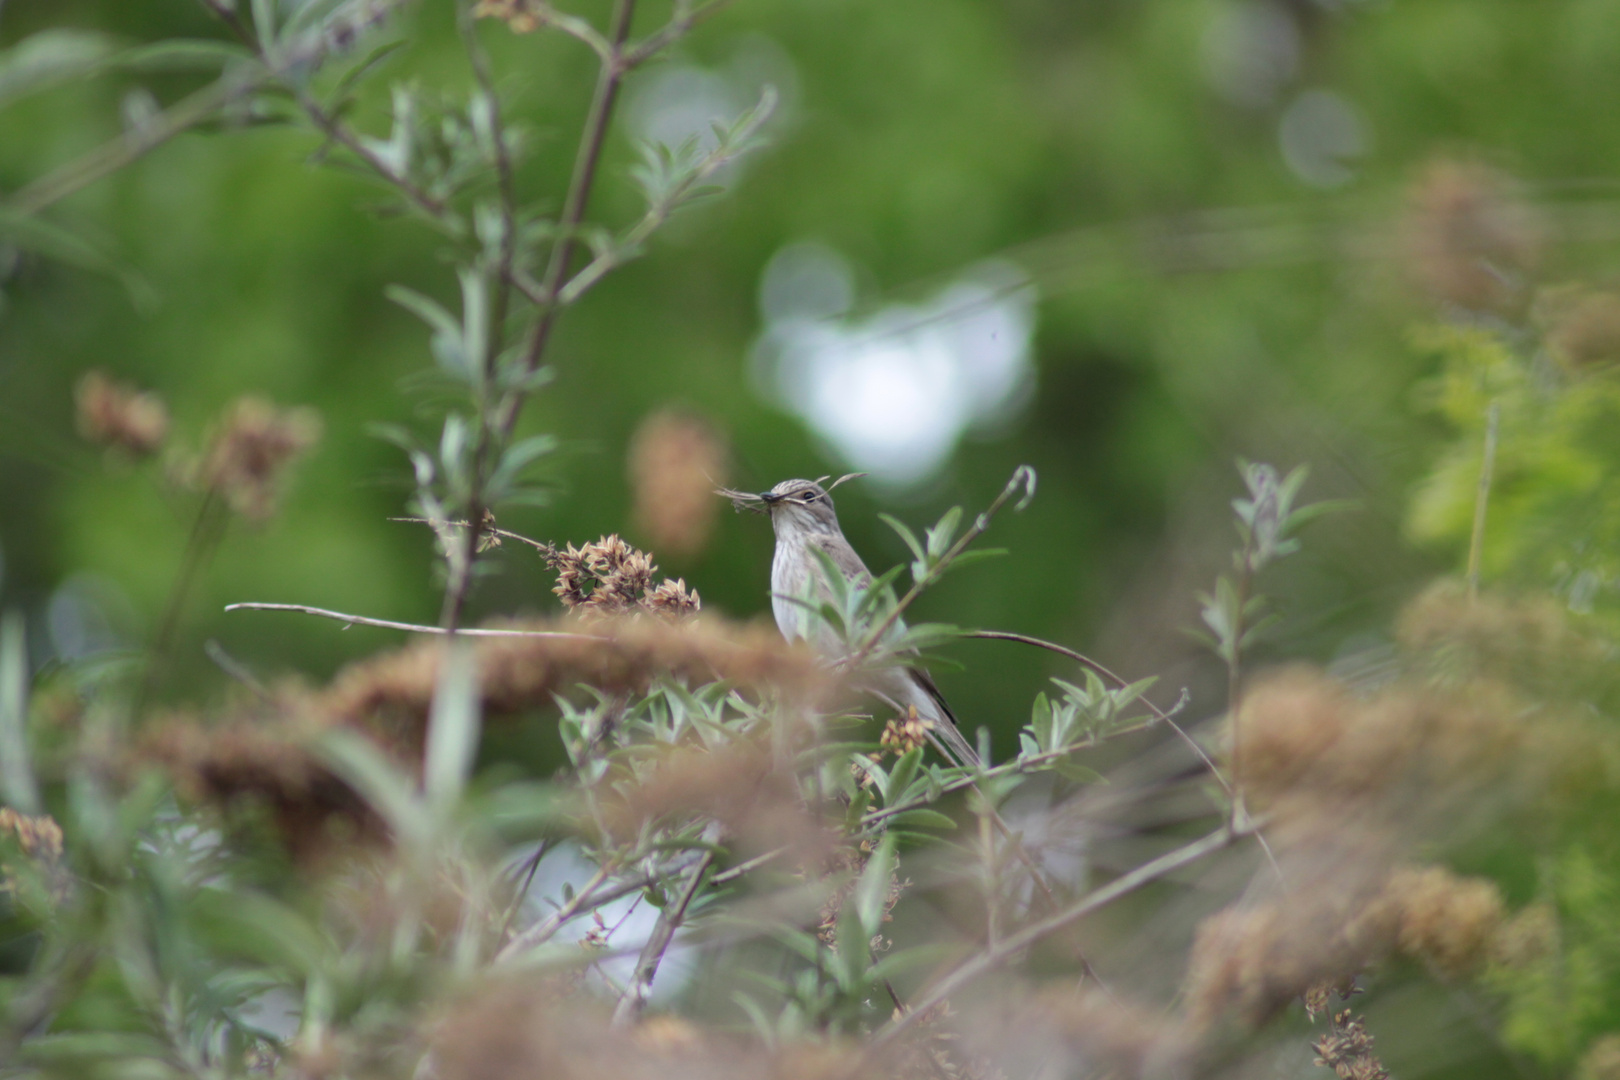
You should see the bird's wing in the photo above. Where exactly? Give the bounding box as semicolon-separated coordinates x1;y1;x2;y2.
808;532;874;588
811;533;980;766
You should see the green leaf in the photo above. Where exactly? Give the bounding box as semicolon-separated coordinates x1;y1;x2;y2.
425;639;481;812
191;887;331;976
0;30;115;109
884;748;922;808
853;834;896;939
0;610;38;814
887;808;957;831
317;729;430;847
114;39;255;73
925;506;963;560
879;513;927;567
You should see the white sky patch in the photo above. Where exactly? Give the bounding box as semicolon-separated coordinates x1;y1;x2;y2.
512;844;698;1004
752;243;1036;486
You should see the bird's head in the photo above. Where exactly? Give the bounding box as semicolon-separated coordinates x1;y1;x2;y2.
759;478;843;536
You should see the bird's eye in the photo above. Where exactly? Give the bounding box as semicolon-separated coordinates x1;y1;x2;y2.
800;492;817;503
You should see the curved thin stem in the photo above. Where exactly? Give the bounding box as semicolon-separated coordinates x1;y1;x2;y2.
863;820;1255;1055
224;602;592;639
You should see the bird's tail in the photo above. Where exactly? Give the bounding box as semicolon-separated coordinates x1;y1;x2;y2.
904;666;982;769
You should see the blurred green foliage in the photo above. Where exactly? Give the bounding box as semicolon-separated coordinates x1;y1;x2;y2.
5;2;1620;1074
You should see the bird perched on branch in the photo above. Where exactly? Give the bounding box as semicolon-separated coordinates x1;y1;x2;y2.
722;476;981;768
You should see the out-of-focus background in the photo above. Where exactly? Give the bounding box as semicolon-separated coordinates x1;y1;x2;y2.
2;0;1618;742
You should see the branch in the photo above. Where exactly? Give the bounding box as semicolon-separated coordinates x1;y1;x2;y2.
223;602;592;639
967;629;1285;879
864;820;1255;1053
857;718;1156;830
611;850;714;1025
965;630;1224;793
846;465;1036;671
494;0;639;439
295;92;452;224
622;0;736;68
8;75;257;217
496;863;614;962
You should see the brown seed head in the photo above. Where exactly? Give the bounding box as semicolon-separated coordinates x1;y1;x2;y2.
629;409;729;560
1405;159;1539;312
1578;1035;1620;1080
471;0;540;32
74;370;169;457
1537;285;1620;370
198;396;322;519
1381;865;1505;979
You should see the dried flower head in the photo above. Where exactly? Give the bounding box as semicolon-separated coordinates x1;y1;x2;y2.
198;396;322;519
1488;901;1559;970
881;707;934;756
542;535;701;620
1397;579;1608;701
74;369;169;456
1381;865;1505;979
1405;159;1540;312
1311;1009;1390;1080
139;703;382;863
629;409;729;560
0;808;64;862
1016;987;1190;1080
472;0;540;32
1537;284;1620;370
1578;1035;1620;1080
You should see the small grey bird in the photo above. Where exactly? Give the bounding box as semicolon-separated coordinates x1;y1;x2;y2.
754;477;981;768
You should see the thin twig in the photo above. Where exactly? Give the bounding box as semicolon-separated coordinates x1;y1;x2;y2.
295;92;452;223
846;466;1036;672
959;630;1283;880
8;76;256;217
964;630;1224;793
621;0;737;68
858;719;1158;829
390;516;553;552
223;602;592;639
498;838;555;944
496;862;615;963
611;850;714;1025
494;0;639;441
863;820;1255;1054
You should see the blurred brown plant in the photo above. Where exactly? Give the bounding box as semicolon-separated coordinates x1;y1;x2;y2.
1578;1035;1620;1080
1537;285;1620;370
472;0;541;33
191;396;323;519
1397;580;1611;701
0;808;63;862
74;369;169;457
1405;159;1540;312
142;616;828;856
629;408;729;561
605;738;832;862
430;974;855;1080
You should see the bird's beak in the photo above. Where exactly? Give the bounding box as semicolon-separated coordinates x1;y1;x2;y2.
758;491;782;505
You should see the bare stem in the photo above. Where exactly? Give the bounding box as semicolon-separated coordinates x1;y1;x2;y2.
847;465;1036;671
495;0;639;440
224;601;592;639
864;820;1254;1054
8;77;255;217
496;863;615;962
611;851;714;1025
